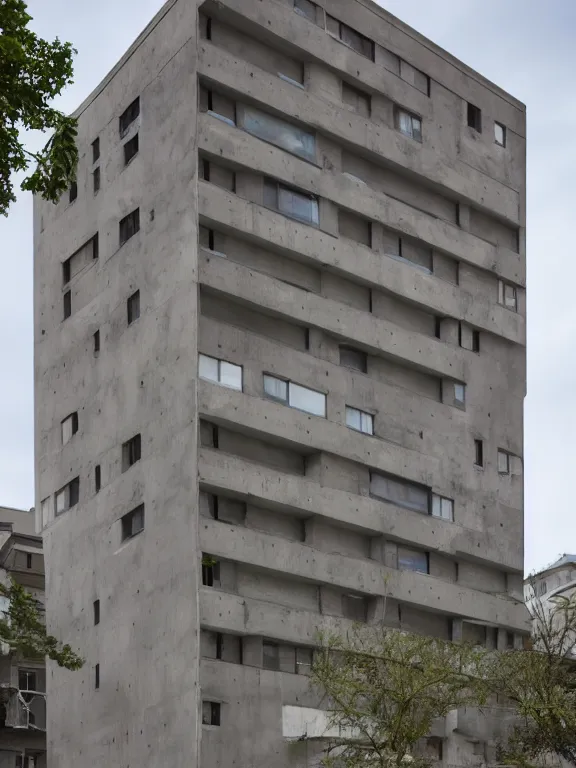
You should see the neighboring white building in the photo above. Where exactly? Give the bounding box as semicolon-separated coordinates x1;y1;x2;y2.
524;554;576;609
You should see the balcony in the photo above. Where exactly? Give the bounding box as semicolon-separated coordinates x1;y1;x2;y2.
3;688;46;732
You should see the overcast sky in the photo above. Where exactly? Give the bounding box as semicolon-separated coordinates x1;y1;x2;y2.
1;0;572;573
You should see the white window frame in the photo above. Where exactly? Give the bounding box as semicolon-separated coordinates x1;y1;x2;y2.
498;279;517;311
345;406;374;435
431;494;454;521
397;109;422;142
198;354;242;391
494;121;506;147
263;374;326;417
497;449;511;475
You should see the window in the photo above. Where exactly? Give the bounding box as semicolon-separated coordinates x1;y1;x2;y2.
18;669;37;692
121;504;145;541
200;159;235;192
431;494;454;521
342;594;367;622
92;138;100;163
119;208;140;245
93;330;100;355
202;557;220;587
498;280;517;311
497;450;510;475
239;105;316;163
342;82;371;117
93;166;100;194
459;322;480;352
63;234;99;284
370;472;429;515
494;122;506;147
200;87;236;127
119;97;140;137
340;346;367;373
63;290;71;319
93;599;100;625
69;181;77;203
396;109;422;142
122;434;142;470
467;103;482;132
95;465;101;493
345;406;374;435
26;553;32;569
263;180;319;226
94;663;100;689
474;439;484;468
326;15;374;60
124;134;139;165
55;477;80;516
263;374;326;417
202;701;221;726
454;383;466;406
263;641;280;670
198;353;242;391
127;290;140;325
506;631;514;649
40;497;50;528
61;412;78;445
296;647;313;675
294;0;316;21
398;546;429;574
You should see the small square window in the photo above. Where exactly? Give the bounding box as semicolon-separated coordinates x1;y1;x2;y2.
396;109;422;142
202;701;221;726
69;181;78;203
124;134;139;166
122;434;141;471
92;138;100;163
498;450;510;475
398;546;429;574
454;383;466;405
127;290;140;325
95;464;101;493
63;290;71;320
467;103;482;132
431;494;453;521
198;354;242;391
93;166;100;194
119;97;140;137
495;122;506;147
263;374;288;403
61;412;79;445
263;642;280;670
345;406;374;435
339;346;367;373
119;208;140;246
93;599;100;626
121;504;144;541
474;439;484;468
498;280;517;311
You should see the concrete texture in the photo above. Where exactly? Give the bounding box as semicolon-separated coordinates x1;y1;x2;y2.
33;0;527;766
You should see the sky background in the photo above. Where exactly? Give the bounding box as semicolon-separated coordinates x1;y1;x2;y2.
1;0;573;573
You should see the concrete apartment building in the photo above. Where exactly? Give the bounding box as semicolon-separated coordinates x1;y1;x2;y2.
33;0;527;766
0;508;46;768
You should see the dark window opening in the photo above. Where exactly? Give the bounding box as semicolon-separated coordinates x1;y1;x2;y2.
93;599;100;625
215;632;223;659
474;439;484;468
124;134;139;165
202;701;221;726
435;317;442;339
121;504;145;541
95;464;101;493
206;17;212;40
119;208;140;245
69;181;77;203
26;553;32;569
92;138;100;163
506;631;514;649
127;290;140;325
122;434;142;470
94;664;100;689
467;102;482;132
472;330;480;352
92;232;99;259
63;290;71;320
202;559;220;587
119;97;140;137
93;330;100;355
93;166;100;194
202;159;210;181
340;346;367;373
18;669;37;692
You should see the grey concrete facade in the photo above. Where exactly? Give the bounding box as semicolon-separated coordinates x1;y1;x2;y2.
33;1;527;766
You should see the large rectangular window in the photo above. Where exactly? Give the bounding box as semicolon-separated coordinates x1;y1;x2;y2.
121;505;144;541
326;15;374;60
198;354;242;391
370;472;429;514
119;97;140;137
398;546;429;574
238;106;316;163
55;477;80;516
263;374;326;417
263;180;319;226
119;208;140;245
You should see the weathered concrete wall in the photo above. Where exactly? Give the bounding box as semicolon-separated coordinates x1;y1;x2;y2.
34;0;527;765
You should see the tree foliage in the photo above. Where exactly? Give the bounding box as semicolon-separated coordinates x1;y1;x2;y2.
0;579;82;670
311;624;491;768
0;0;78;215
